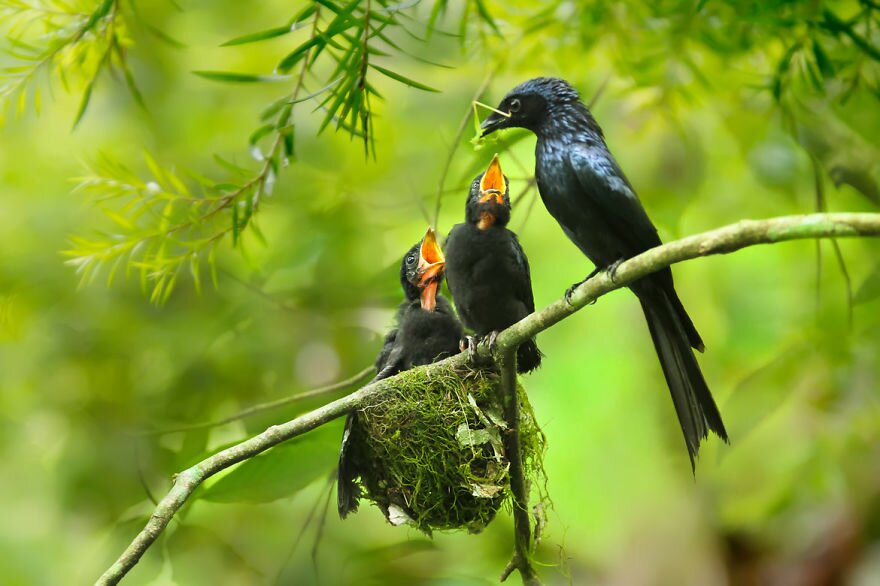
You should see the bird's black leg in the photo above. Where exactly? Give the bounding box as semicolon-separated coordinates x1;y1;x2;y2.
564;266;602;304
606;258;624;282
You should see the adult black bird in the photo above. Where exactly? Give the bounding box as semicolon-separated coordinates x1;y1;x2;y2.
480;77;727;466
337;227;463;518
445;154;542;374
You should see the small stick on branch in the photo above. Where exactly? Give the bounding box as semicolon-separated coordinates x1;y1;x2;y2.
141;366;375;436
97;212;880;586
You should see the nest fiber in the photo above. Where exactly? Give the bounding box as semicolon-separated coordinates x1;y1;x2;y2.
349;367;546;534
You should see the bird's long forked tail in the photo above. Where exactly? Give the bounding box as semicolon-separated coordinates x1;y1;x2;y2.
638;289;728;469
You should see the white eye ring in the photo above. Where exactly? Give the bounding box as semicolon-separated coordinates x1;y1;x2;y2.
508;98;521;113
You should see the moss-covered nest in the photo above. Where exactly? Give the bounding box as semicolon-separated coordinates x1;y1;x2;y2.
348;367;547;535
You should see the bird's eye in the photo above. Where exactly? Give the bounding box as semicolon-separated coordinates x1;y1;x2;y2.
508;98;521;113
406;254;417;265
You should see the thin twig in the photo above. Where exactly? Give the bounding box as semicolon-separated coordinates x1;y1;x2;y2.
219;267;300;314
273;471;336;585
142;366;374;436
811;155;854;328
830;239;854;328
586;73;612;110
134;441;158;506
97;212;880;585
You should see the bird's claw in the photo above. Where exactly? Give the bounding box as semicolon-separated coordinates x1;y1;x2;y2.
565;266;602;305
564;277;587;305
486;331;499;352
564;284;577;306
464;335;479;364
607;259;623;282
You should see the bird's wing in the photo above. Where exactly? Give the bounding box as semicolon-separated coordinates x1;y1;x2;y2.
374;328;408;382
509;232;536;314
566;142;662;256
374;329;398;374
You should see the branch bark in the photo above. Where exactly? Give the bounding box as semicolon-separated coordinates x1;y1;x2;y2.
96;212;880;585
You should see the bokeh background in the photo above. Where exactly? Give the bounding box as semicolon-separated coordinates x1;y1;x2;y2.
2;1;879;584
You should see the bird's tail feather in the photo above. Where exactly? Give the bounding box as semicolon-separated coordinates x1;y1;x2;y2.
516;338;543;373
639;290;727;469
337;367;398;518
667;287;705;352
336;413;360;518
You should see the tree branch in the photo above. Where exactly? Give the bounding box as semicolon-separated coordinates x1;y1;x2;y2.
498;348;541;585
97;212;880;585
493;213;880;353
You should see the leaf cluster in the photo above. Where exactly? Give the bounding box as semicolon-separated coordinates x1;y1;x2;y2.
61;0;474;302
0;0;141;126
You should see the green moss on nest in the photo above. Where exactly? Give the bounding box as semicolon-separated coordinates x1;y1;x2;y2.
349;367;547;534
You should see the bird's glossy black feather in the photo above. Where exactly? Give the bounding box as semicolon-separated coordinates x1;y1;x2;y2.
483;76;725;464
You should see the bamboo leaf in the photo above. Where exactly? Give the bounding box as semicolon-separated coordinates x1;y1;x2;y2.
72;78;96;129
221;25;296;47
249;123;275;146
854;262;880;305
368;64;440;92
472;0;500;33
82;0;115;32
192;71;291;83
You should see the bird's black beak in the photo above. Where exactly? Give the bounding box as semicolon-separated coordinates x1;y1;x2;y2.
478;154;505;204
417;227;445;311
480;110;509;137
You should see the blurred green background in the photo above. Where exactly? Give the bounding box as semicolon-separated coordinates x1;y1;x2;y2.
2;1;879;584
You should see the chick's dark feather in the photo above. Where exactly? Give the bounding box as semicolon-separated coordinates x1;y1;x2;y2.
337;243;462;519
444;172;541;373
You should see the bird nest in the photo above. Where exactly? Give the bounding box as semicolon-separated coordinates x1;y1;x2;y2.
348;366;547;535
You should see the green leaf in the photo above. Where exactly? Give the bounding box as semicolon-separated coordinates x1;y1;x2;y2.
169;525;262;584
118;52;147;111
72;79;96;129
199;425;339;504
143;23;186;48
812;40;834;78
368;64;440;92
472;0;500;33
221;25;295;47
248;123;274;146
277;36;325;72
277;0;361;72
82;0;115;32
427;0;448;37
854;262;880;305
192;71;291;83
212;154;251;175
260;95;291;121
189;254;201;295
232;202;240;246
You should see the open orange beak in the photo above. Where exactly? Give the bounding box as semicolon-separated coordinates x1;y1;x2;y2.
417;227;445;311
478;154;506;204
